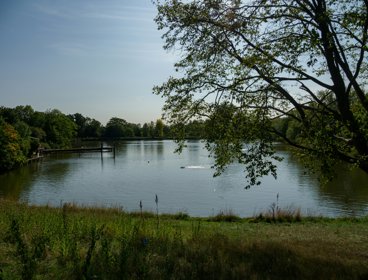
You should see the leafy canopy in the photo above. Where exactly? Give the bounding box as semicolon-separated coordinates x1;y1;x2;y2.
0;118;27;172
153;0;368;187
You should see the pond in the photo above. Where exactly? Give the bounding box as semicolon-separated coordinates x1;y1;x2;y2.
1;140;368;217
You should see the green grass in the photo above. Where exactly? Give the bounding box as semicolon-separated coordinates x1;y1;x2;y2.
0;200;368;279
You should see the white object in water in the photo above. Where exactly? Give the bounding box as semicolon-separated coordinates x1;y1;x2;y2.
180;165;206;169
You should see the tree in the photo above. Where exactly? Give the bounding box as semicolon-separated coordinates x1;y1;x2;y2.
154;0;368;187
185;120;206;139
68;113;103;138
155;119;164;138
105;117;128;138
13;121;32;156
132;123;142;137
84;118;103;138
142;122;156;138
0;118;27;172
44;109;77;148
142;123;151;137
13;105;34;124
68;113;87;138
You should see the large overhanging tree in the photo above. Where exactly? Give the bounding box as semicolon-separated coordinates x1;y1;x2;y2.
153;0;368;187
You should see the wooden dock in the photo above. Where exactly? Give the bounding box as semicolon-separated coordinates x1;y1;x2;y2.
27;156;44;163
41;146;113;154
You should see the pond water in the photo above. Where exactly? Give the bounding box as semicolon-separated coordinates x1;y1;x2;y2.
1;140;368;217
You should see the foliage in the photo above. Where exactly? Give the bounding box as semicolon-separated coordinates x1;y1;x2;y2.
155;119;164;138
13;121;32;157
142;122;154;137
0;118;27;172
68;113;103;138
104;118;170;139
0;106;77;172
153;0;368;186
43;109;77;149
105;117;133;138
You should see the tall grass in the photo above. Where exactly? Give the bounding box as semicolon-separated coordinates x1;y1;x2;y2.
253;194;302;223
208;209;241;222
0;200;367;279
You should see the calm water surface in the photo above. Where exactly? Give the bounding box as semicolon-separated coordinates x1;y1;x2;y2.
1;140;368;217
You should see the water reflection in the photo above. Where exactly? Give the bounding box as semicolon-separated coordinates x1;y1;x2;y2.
41;162;71;181
186;140;202;163
29;155;72;190
111;141;128;158
0;162;40;200
0;140;367;217
315;167;368;215
141;140;165;160
280;145;368;215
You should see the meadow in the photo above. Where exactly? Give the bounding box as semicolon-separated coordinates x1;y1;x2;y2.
0;200;367;279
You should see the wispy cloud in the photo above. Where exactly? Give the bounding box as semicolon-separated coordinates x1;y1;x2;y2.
33;2;155;22
32;1;160;44
35;1;174;62
82;12;154;23
48;42;92;57
48;41;176;63
32;3;73;18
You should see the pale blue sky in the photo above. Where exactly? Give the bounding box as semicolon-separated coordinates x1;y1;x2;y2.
0;0;176;124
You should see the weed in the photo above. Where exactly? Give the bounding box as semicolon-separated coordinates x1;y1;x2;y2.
61;202;69;232
155;194;159;229
191;220;201;239
130;211;155;219
5;218;48;280
253;194;302;223
98;230;113;272
139;200;143;219
208;210;241;222
161;212;190;220
6;218;36;279
81;224;105;279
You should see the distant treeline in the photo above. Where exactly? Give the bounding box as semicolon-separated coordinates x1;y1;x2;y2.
0;105;208;172
0;104;304;173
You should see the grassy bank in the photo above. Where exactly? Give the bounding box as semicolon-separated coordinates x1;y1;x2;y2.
0;200;367;279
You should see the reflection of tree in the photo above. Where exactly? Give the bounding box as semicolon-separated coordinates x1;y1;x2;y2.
107;141;127;158
0;155;74;202
131;141;143;157
280;148;320;187
283;145;368;214
156;141;164;156
0;162;40;200
40;158;72;182
319;167;368;211
142;141;165;159
187;140;201;163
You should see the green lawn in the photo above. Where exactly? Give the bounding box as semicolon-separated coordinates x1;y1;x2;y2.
0;200;367;279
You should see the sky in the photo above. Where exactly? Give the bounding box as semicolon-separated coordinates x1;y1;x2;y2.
0;0;176;125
